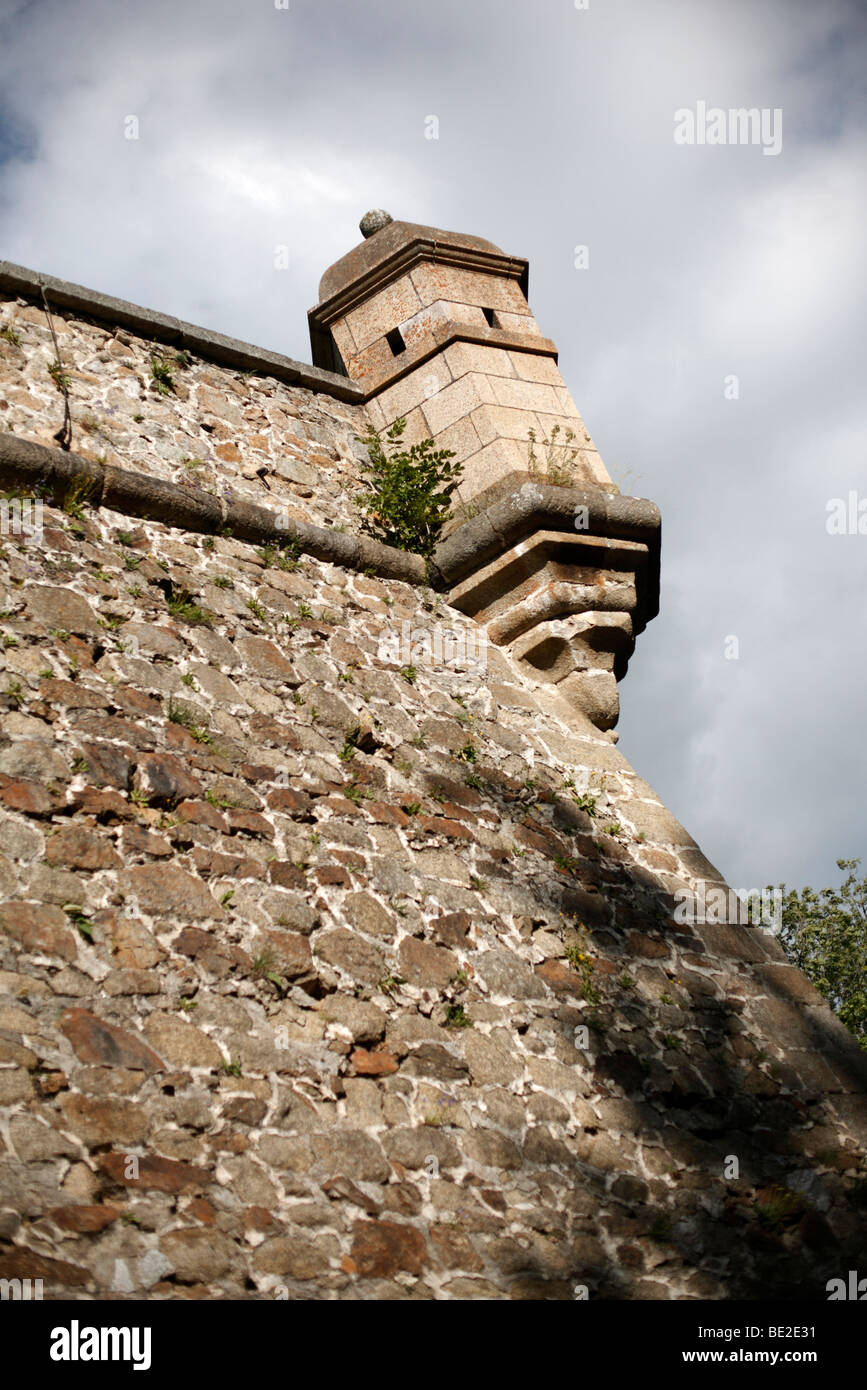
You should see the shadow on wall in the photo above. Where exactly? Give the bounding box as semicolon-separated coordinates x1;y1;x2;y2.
404;764;867;1301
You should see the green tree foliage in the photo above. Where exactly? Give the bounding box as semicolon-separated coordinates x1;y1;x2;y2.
776;858;867;1048
355;416;462;557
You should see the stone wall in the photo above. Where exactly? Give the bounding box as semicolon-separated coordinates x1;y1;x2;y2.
0;283;865;1301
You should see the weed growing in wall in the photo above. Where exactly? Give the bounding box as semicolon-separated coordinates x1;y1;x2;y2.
355;416;462;556
527;423;580;487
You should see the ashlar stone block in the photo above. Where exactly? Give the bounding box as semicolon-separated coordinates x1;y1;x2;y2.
343;275;423;355
409;262;529;315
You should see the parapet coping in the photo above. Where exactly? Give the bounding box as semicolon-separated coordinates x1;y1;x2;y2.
0;433;660;616
0;260;365;405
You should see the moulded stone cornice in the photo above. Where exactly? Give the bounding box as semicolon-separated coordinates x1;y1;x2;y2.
432;475;661;619
313;220;530;321
0;433;424;583
0;430;658;730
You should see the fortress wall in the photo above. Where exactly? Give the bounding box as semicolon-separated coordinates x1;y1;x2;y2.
0;276;864;1301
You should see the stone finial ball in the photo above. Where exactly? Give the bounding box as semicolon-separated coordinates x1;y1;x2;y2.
359;209;394;238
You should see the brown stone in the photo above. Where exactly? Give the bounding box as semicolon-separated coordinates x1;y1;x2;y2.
625;932;670;960
315;865;352;887
109;913;165;969
60;1008;165;1072
268;861;308;890
45;825;121;871
98;1152;212;1192
0;900;78;961
47;1204;120;1233
350;1219;428;1277
398;936;459;990
419;815;474;840
430;1223;484;1271
31;1069;66;1099
39;679;109;709
257;929;313;979
242;1205;279;1231
190;849;266;882
0;778;64;817
330;849;366;873
350;1047;399;1076
119;865;223;919
535;959;582;997
322;1175;381;1215
114;685;163;718
247;714;302;749
187;1198;217;1225
59;1093;148;1147
234;636;297;681
0;1250;89;1287
227;808;273;838
174;926;248;978
266;786;313;817
366;801;410;827
432;910;473;947
70;786;133;820
222;1096;267;1126
119;825;173;857
176;799;227;831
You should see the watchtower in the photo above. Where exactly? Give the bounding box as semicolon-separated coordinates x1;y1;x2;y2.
309;210;613;507
309;212;659;733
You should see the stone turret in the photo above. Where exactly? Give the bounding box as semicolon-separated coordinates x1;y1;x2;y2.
309;212;612;505
310;214;660;733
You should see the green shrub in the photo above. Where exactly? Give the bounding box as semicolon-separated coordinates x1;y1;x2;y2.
355;416;462;556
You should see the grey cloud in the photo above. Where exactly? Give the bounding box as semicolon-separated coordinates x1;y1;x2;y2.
0;0;864;892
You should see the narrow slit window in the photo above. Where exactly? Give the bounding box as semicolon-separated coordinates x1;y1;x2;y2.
386;327;406;356
482;307;496;327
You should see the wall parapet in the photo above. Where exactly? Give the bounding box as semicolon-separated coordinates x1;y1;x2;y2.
0;432;423;583
0;260;364;404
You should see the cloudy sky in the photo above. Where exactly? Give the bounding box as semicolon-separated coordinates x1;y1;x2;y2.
0;0;864;894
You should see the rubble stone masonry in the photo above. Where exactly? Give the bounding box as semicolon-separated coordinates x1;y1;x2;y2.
0;259;864;1302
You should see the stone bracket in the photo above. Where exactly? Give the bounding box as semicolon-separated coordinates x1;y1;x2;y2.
433;478;661;731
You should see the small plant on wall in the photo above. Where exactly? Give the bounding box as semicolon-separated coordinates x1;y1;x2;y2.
527;423;581;487
355;416;462;556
